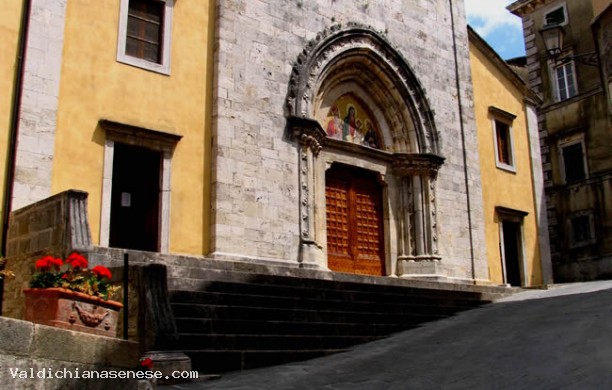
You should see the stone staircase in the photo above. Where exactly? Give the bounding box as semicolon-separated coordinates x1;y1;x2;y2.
166;262;510;374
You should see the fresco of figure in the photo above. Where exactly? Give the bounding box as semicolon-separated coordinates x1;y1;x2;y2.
354;119;364;144
343;106;356;142
326;105;342;139
363;119;379;149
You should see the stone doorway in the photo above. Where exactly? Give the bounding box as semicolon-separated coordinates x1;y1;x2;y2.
109;143;161;252
326;164;385;276
501;220;523;286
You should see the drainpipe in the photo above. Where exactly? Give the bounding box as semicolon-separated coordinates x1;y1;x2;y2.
0;0;32;314
448;0;477;282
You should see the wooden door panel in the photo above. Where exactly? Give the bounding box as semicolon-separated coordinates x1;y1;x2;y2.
326;165;385;276
326;178;353;273
354;183;384;275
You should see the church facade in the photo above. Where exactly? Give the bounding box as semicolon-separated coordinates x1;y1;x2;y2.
209;1;488;283
0;0;552;287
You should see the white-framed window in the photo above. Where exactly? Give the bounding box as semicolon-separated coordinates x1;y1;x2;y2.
116;0;174;75
558;135;587;184
569;210;595;248
543;3;568;27
554;61;577;101
489;107;517;173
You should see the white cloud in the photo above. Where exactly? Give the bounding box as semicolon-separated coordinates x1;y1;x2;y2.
465;0;522;38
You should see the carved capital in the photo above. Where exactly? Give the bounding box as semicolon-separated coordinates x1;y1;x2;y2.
288;116;327;155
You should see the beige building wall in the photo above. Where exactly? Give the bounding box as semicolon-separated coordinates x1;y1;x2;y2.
470;34;545;286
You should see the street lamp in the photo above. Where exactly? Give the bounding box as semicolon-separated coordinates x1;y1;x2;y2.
539;24;598;66
540;24;564;59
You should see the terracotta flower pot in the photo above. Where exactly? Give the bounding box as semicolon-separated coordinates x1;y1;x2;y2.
23;288;123;337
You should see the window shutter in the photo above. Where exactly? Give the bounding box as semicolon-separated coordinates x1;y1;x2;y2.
126;0;164;64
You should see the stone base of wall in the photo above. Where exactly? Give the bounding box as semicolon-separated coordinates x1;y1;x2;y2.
0;316;142;389
553;256;612;282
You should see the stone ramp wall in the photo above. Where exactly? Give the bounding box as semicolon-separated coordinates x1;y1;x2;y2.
0;316;141;390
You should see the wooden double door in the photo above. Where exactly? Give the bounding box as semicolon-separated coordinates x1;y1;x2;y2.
325;164;385;276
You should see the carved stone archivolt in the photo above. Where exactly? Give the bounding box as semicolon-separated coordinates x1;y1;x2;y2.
287;23;440;156
287;25;444;273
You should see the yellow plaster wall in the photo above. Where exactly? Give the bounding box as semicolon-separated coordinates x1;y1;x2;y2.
51;0;214;254
469;45;543;286
0;0;23;249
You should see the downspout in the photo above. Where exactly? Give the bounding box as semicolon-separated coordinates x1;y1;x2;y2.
448;0;477;282
2;0;31;257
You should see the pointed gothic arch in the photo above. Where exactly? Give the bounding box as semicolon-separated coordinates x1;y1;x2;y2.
287;24;444;276
287;23;440;155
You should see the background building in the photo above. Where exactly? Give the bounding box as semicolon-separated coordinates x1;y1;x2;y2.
469;26;552;287
509;0;612;281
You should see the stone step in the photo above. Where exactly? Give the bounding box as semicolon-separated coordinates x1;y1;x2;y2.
171;302;446;324
170;290;476;318
170;277;489;305
165;268;505;374
175;318;410;336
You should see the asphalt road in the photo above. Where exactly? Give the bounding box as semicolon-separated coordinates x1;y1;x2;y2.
162;281;612;390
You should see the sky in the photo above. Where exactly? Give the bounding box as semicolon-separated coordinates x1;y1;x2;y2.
465;0;526;60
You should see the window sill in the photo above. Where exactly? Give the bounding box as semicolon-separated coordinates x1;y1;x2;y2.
117;54;171;76
495;162;516;173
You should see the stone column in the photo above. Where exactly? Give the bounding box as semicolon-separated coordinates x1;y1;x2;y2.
393;154;444;277
288;117;326;268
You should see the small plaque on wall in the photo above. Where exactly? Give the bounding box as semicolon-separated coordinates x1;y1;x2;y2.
121;192;131;207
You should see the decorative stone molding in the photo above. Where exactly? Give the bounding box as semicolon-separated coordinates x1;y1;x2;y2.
287;117;326;266
286;24;446;276
287;116;327;156
287;23;440;155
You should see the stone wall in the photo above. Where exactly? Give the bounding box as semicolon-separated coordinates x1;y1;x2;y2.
12;0;67;209
0;316;140;390
594;6;612;120
2;190;92;319
210;0;486;281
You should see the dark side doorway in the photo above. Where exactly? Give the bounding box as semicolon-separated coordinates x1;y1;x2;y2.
109;143;161;252
502;220;522;286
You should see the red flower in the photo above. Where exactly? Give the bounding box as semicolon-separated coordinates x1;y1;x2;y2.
140;357;154;369
91;265;112;280
49;257;64;268
61;273;69;279
35;256;54;270
66;252;88;269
